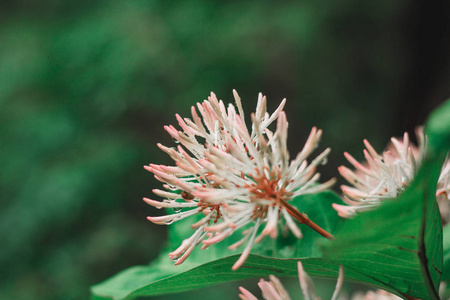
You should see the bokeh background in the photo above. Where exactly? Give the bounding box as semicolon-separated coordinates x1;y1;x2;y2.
1;1;449;299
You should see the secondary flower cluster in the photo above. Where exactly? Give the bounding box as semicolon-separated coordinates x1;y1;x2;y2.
333;129;450;223
332;128;426;218
238;262;404;300
437;157;450;223
144;91;335;269
238;261;344;300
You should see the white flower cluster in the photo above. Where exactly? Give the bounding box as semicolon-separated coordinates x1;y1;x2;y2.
437;157;450;223
144;91;334;269
239;261;344;300
333;128;450;222
238;262;405;300
333;128;425;217
238;274;292;300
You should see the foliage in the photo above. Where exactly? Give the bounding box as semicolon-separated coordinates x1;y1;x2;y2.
91;192;342;299
92;100;449;299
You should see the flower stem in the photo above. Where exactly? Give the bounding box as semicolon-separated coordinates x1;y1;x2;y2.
280;199;334;239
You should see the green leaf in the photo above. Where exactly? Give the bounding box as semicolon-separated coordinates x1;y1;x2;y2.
91;256;343;299
322;156;443;299
91;190;343;299
431;99;450;282
321;99;450;299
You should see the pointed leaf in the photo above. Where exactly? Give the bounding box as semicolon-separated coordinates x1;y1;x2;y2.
322;156;443;299
91;190;342;299
321;99;450;299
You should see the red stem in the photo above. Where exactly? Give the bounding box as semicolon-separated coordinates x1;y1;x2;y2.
280;198;334;239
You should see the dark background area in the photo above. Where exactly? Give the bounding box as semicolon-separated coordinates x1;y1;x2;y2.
0;1;449;299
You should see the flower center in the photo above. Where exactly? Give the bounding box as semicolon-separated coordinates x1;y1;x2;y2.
197;201;222;224
246;167;292;219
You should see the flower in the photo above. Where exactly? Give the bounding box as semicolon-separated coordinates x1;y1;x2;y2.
437;156;450;223
144;91;335;269
238;261;344;300
333;128;450;222
333;128;426;218
238;275;291;300
298;262;344;300
238;262;404;300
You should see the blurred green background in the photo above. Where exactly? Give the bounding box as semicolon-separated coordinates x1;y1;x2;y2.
0;1;449;299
